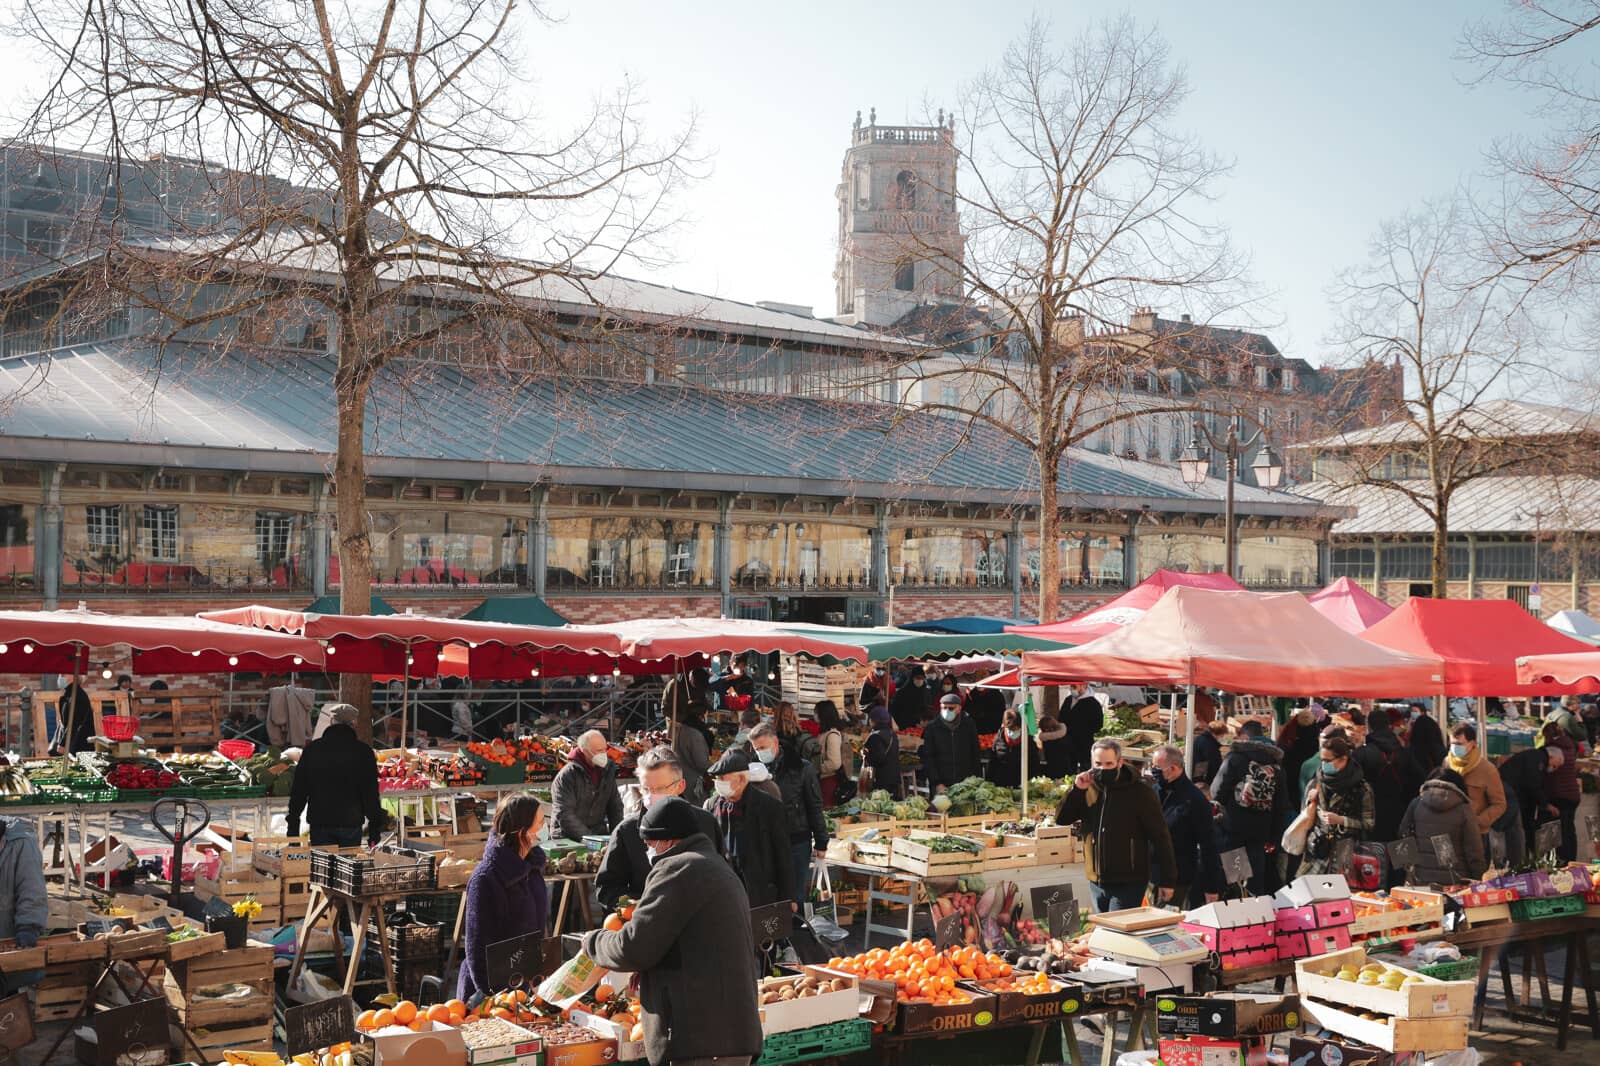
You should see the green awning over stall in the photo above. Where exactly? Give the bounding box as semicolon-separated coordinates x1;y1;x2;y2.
461;595;568;626
778;623;1070;662
302;594;397;615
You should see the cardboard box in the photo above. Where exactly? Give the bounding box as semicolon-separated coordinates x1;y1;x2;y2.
1276;926;1352;959
965;977;1084;1025
451;1018;541;1064
76;835;134;887
543;1036;619;1066
1158;1035;1268;1066
1276;874;1351;908
570;1011;643;1062
895;992;999;1036
372;1023;469;1066
1219;946;1279;971
1276;899;1356;932
1156;993;1300;1038
1452;882;1517;908
1287;1035;1419;1066
756;966;860;1035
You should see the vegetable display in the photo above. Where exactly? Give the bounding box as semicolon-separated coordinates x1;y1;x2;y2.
827;941;1012;1005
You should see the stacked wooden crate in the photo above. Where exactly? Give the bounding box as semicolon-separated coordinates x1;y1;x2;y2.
163;942;275;1053
36;935;106;1022
194;870;283;931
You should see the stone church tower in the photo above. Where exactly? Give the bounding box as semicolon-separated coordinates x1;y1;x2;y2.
833;109;965;327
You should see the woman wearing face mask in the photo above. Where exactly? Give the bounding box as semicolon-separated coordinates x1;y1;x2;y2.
922;693;982;794
1299;736;1375;875
814;701;848;806
459;793;548;1002
1445;722;1506;839
861;703;904;799
987;709;1027;788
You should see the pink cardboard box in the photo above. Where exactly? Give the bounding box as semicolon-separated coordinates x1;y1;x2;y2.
1182;922;1277;954
1275;905;1319;933
1220;946;1279;970
1313;899;1355;927
1276;927;1349;958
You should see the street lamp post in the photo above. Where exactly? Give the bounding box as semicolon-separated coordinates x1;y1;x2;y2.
1177;415;1285;581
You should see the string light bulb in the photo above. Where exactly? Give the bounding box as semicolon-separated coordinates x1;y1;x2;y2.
21;644;32;654
0;644;8;654
227;656;239;667
587;673;599;684
101;664;113;680
612;665;622;678
531;667;541;678
291;657;303;666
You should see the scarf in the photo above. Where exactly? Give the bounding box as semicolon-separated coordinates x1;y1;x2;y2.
1446;746;1482;777
712;795;743;872
567;748;602;787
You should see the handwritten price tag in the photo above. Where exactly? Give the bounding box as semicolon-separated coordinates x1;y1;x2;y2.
1029;883;1073;920
285;996;355;1057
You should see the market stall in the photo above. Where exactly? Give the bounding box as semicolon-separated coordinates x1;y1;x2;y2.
1306;576;1395;633
1005;568;1243;643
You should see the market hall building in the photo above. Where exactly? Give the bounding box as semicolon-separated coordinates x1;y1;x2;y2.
0;147;1346;627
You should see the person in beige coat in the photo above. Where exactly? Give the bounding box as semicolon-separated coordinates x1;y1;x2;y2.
1445;722;1506;836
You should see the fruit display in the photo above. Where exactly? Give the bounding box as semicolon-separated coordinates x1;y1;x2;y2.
980;970;1060;995
1011;939;1092;975
165;752;255;792
929;878;1042;949
105;761;180;791
420;751;486;787
536;1021;616;1047
827;940;1011;1004
1331;959;1425;991
758;972;852;1005
223;1050;363;1066
378;754;436;793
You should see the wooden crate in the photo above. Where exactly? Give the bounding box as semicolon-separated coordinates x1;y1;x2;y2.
281;876;312;911
0;939;46;973
981;834;1038;871
41;933;106;965
853;839;895;870
127;688;221;751
250;836;312;877
1300;995;1469;1053
891;831;985;878
165;929;227;964
1295;945;1474;1019
163;972;273;1026
1350;888;1445;939
184;1021;275;1057
35;961;91;1019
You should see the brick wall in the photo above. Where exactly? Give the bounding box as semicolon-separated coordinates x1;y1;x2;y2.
1374;579;1600;615
889;590;1120;625
543;595;723;624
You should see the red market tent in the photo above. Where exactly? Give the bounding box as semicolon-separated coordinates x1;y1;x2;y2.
1307;577;1394;634
1005;568;1243;644
0;608;325;673
1516;650;1600;687
1020;587;1443;697
1358;597;1596;696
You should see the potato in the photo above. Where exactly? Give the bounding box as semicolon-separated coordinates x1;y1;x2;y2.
760;992;777;1005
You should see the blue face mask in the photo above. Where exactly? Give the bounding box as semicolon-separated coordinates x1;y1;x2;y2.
734;729;750;743
1320;760;1338;775
755;747;776;765
1450;743;1469;760
941;709;959;723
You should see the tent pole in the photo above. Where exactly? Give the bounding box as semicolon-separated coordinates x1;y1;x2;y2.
1019;675;1030;819
1476;696;1486;747
60;643;84;774
402;642;413;750
1183;683;1197;776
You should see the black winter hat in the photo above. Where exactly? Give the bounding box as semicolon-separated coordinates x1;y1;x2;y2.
706;749;751;776
640;797;701;841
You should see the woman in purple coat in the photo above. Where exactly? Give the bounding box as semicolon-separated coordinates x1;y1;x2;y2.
459;793;549;1002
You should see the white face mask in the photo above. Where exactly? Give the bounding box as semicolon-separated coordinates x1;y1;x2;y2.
941;709;958;723
713;779;736;799
591;750;609;768
755;747;776;764
645;844;665;865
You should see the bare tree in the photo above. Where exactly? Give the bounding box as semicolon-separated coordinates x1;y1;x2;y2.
876;17;1244;626
1312;197;1558;597
6;0;693;727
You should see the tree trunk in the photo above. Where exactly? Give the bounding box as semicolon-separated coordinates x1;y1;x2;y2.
334;364;376;740
1431;502;1449;599
1037;448;1062;719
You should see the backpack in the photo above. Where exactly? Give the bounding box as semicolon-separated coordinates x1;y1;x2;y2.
1233;759;1279;812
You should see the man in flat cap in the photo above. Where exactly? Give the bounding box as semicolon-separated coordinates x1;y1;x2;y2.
585;798;761;1066
704;750;793;910
288;703;384;846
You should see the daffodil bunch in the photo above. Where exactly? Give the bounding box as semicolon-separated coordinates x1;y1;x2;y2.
232;895;263;920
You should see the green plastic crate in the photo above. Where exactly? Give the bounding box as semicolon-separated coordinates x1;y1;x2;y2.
1417;955;1480;981
754;1019;873;1066
1509;895;1585;921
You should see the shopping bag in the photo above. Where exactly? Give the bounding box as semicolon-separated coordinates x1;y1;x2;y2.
1280;808;1313;856
805;863;849;943
537;951;609;1010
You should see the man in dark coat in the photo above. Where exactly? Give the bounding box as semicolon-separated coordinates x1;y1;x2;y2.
1148;744;1223;907
287;703;384;846
585;799;762;1066
704;751;794;909
1405;701;1447;774
1210;720;1290;895
1191;721;1227;790
596;746;722;912
890;667;929;729
1063;688;1104;773
1497;744;1560;865
1353;713;1424;844
965;683;1007;735
921;693;981;793
551;730;624;842
1056;738;1177;912
750;722;829;909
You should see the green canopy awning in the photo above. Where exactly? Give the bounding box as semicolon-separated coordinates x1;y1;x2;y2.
461;595;568;626
777;623;1070;662
302;594;396;615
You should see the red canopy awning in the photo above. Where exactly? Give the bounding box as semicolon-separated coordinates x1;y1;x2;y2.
1021;587;1443;697
198;604;623;655
414;643;710;680
1516;651;1600;688
1005;569;1244;644
1307;577;1394;634
1361;598;1599;696
0;608;325;674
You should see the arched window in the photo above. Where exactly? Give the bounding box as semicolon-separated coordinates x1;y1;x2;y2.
894;259;916;291
894;170;918;210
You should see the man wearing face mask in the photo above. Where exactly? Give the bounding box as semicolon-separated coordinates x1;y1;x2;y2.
595;747;724;913
1445;722;1506;840
859;664;893;711
551;729;624;842
890;667;930;729
585;798;763;1066
704;750;794;910
1147;745;1223;908
1057;738;1177;912
749;721;829;912
922;692;982;795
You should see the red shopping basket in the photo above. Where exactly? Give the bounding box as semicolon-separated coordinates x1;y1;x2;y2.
101;716;139;741
217;739;255;760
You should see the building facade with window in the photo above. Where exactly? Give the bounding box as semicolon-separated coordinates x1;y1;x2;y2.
0;145;1347;627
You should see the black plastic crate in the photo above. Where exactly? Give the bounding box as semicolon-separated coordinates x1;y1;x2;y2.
368;915;442;963
310;845;437;896
403;892;463;928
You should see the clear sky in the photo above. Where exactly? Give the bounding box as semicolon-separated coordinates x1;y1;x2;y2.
0;1;1566;369
516;0;1558;367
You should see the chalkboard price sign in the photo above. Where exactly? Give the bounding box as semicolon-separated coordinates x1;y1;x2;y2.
93;997;168;1061
486;934;562;991
1029;884;1073;920
933;912;964;950
749;903;794;946
1429;834;1459;878
1219;847;1253;887
0;993;33;1053
285;996;356;1057
1047;899;1079;939
1386;837;1419;873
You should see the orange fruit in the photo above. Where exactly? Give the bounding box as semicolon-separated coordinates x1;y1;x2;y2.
408;1018;428;1032
603;914;625;932
594;985;614;1003
356;1010;378;1031
620;906;635;921
393;1001;418;1025
426;1004;453;1024
372;1009;395;1029
491;1007;515;1021
447;999;468;1017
